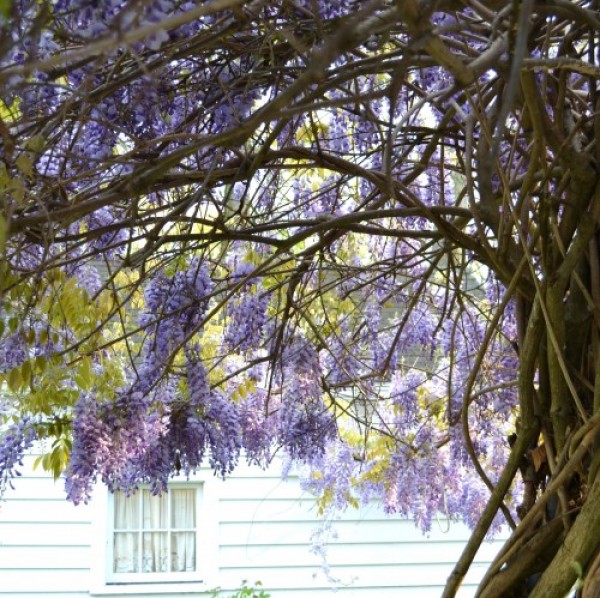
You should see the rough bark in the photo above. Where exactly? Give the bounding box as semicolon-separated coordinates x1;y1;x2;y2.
530;479;600;598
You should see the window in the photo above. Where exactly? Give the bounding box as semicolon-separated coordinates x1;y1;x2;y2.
110;488;198;581
91;474;218;595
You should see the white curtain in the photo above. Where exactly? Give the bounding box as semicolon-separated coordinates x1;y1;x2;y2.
114;494;140;573
113;489;196;574
142;490;169;572
171;489;196;572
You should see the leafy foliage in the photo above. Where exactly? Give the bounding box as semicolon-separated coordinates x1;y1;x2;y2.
1;1;600;596
210;580;270;598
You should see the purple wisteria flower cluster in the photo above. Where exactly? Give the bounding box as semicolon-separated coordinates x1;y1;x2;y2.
65;258;219;503
279;341;337;461
0;416;36;496
224;263;269;353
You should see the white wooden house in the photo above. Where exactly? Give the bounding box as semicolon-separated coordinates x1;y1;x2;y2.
0;454;506;597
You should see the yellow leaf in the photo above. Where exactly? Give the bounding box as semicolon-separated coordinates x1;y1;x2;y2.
97;290;115;316
0;98;20;123
530;444;547;472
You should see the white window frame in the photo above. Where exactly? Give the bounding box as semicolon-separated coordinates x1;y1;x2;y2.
90;471;219;596
108;484;200;583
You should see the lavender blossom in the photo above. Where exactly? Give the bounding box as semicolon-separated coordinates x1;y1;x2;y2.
0;417;36;496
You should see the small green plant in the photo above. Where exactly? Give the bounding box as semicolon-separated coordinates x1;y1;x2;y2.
209;580;270;598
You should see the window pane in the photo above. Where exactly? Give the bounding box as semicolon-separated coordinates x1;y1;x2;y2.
142;532;169;572
111;487;198;578
171;489;196;528
142;490;168;530
171;532;196;572
114;492;140;530
114;532;138;573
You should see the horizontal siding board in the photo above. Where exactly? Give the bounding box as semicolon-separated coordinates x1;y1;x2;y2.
219;520;313;546
219;498;400;523
0;546;91;569
11;455;62;479
3;471;296;501
0;522;93;546
220;543;321;568
0;499;93;523
253;592;469;598
220;540;502;568
218;519;500;545
215;477;308;500
0;569;91;593
217;562;491;589
219;499;505;539
90;592;204;597
219;497;318;523
1;477;70;500
237;586;475;598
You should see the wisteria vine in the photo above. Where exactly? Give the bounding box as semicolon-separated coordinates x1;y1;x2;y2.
1;1;600;595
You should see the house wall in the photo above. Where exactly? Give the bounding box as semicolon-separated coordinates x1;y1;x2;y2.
0;455;507;598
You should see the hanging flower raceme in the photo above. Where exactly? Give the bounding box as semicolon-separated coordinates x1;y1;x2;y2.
278;341;337;461
171;351;242;477
0;416;36;496
224;263;269;353
140;258;213;365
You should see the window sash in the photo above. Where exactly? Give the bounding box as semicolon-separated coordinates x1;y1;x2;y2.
108;485;202;584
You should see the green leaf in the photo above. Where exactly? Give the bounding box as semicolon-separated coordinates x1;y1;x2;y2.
21;359;32;387
35;354;47;373
25;134;45;153
8;316;18;332
15;153;34;178
0;0;11;21
75;357;93;390
7;366;22;392
0;212;6;254
44;438;71;481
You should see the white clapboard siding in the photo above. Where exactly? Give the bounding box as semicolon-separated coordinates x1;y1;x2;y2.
0;454;92;598
0;454;507;598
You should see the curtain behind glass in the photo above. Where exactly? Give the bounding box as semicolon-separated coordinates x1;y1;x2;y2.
143;490;169;572
113;489;196;574
114;493;140;573
171;489;196;571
